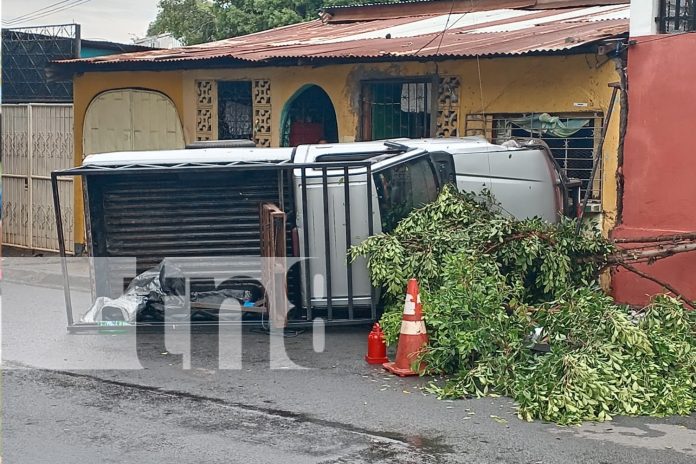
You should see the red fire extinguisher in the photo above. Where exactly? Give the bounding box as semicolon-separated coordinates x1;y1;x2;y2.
365;323;389;364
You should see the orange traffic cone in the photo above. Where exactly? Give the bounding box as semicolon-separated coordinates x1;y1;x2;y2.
383;278;428;377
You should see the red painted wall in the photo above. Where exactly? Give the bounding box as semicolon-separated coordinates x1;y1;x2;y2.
612;34;696;305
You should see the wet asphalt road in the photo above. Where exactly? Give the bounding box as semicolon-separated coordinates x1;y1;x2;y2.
4;368;445;464
3;276;696;463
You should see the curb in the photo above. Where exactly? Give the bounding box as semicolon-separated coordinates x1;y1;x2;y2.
3;268;91;292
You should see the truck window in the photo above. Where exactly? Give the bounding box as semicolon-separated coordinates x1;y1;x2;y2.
374;157;438;232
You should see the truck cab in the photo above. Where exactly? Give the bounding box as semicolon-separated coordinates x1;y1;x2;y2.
292;137;570;312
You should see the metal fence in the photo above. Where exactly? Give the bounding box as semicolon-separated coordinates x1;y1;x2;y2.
1;24;79;103
658;0;696;33
2;103;75;252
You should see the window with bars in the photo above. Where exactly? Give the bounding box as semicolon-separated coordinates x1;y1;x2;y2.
217;81;253;140
360;79;434;140
465;112;604;201
658;0;696;33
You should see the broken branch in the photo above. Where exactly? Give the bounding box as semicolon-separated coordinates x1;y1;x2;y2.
613;232;696;243
617;262;696;310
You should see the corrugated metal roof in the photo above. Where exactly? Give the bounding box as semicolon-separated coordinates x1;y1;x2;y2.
55;4;629;70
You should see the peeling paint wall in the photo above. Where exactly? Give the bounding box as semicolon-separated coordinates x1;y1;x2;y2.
71;54;620;247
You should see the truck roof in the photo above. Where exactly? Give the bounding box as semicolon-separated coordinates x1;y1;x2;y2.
82;147;293;166
81;137;520;167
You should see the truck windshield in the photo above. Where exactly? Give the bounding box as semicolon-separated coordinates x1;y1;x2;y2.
374;157;438;232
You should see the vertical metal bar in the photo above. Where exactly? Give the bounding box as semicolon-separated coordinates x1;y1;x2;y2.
52;172;74;327
426;82;430;137
659;0;667;32
675;0;681;31
575;85;619;235
383;83;387;139
321;167;333;320
430;76;439;137
82;179;98;301
277;169;284;211
343;166;354;320
406;84;410;137
401;83;405;137
366;163;376;320
27;104;34;250
300;168;312;321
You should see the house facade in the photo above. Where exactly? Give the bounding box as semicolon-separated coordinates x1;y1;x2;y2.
53;0;630;252
611;0;696;304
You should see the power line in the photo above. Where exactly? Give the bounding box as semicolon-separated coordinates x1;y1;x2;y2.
2;0;93;27
435;0;457;56
2;0;76;24
413;2;472;56
3;0;91;26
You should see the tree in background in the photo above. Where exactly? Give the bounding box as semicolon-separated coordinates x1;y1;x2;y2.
148;0;402;45
147;0;217;46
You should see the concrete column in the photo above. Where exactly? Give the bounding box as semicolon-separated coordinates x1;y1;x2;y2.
630;0;661;36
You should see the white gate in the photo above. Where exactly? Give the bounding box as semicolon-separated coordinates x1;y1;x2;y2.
2;104;74;253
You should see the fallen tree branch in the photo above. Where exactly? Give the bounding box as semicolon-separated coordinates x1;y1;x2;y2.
483;231;554;253
580;241;696;266
613;232;696;243
617;262;696;310
607;242;696;265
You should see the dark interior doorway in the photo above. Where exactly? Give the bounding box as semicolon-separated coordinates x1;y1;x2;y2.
281;85;339;146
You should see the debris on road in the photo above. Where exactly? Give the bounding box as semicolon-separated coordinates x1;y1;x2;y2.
351;185;696;424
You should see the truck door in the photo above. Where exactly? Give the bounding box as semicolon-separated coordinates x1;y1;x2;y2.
372;150;449;232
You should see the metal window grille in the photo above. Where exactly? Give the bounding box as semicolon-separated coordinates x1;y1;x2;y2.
360;79;434;140
217;81;253;140
658;0;696;33
465;112;604;201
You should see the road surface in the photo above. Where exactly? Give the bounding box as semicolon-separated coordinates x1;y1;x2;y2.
2;278;696;463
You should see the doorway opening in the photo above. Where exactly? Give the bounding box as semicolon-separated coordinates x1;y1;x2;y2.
281;85;339;146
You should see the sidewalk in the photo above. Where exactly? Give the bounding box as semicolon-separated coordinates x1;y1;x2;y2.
2;246;91;291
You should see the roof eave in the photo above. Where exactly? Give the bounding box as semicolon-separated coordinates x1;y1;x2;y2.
47;40;623;80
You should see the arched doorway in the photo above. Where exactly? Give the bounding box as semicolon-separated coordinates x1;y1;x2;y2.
83;89;184;157
281;85;339;147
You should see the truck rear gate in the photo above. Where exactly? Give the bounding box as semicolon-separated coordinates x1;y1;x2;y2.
52;159;378;331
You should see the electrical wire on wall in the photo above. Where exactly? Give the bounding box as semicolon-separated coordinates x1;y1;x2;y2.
413;0;488;138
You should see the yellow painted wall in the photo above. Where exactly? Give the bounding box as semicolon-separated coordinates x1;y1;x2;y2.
71;55;621;246
72;71;185;246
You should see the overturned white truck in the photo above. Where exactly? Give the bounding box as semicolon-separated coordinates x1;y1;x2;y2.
53;137;580;329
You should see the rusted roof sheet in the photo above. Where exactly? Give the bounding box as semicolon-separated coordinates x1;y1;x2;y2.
55;4;629;71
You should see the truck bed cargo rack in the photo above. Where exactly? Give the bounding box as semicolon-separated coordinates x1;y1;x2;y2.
51;153;408;332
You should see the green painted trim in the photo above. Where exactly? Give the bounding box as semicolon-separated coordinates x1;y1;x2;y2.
279;84;315;147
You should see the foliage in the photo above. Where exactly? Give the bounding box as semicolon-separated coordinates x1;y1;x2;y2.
147;0;217;46
350;185;613;304
148;0;403;45
350;185;696;424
